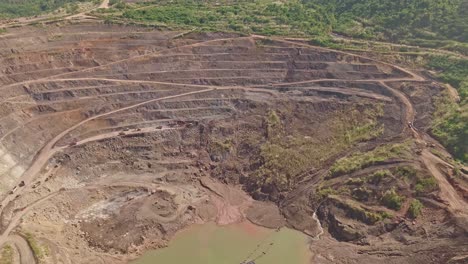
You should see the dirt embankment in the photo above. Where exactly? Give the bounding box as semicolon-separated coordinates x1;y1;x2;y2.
0;22;465;264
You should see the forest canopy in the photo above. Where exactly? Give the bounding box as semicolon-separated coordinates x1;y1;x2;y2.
0;0;92;18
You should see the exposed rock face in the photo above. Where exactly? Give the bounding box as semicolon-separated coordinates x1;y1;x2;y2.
0;21;465;264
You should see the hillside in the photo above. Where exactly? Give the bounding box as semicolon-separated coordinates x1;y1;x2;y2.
0;1;466;264
92;0;468;162
0;0;98;18
312;0;467;43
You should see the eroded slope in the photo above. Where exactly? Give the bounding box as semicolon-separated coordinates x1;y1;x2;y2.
0;22;466;264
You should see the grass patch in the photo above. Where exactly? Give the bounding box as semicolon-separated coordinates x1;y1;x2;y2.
365;210;392;224
0;245;13;264
336;199;392;224
330;143;411;177
431;90;467;163
367;169;391;185
316;187;337;200
393;166;438;194
426;55;467;163
415;177;438;194
255;141;310;190
427;56;468;94
266;110;282;139
351;187;372;202
453;165;462;178
24;232;48;263
208;138;233;162
345;177;365;185
408;199;424;219
254;105;384;191
210;139;232;152
394;166;417;182
381;188;405;210
346;170;393;186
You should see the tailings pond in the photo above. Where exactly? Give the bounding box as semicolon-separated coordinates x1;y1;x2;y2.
132;221;312;264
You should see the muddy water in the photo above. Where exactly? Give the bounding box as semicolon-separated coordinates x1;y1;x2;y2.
132;222;311;264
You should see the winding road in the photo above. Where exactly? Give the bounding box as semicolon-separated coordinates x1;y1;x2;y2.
5;235;36;264
0;32;466;263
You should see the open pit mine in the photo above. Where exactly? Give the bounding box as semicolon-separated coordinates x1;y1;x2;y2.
0;21;466;264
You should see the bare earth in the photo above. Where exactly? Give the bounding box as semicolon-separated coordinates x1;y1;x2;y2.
0;18;465;264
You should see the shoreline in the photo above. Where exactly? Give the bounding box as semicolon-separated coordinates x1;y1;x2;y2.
131;220;313;264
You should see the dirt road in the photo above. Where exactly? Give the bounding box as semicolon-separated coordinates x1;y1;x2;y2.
263;36;468;219
421;150;468;214
0;87;216;209
6;235;36;264
58;126;180;149
67;0;109;19
0;82;278;216
0;34;466;263
0;36;254;92
0;191;59;264
252;35;425;82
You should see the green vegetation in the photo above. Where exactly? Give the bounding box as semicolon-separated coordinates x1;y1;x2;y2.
367;169;391;185
310;0;467;44
256;141;310;190
453;165;462;178
208;138;233;163
116;0;335;36
107;0;467;53
0;245;13;264
408;199;424;219
0;0;96;18
428;56;468;94
266;109;281;139
395;166;417;181
327;196;392;224
210;139;232;153
316;187;337;200
431;90;467;163
415;177;438;194
427;55;468;163
24;232;48;263
430;148;449;162
351;187;372;202
393;166;438;194
340;201;391;224
361;210;391;224
329;143;410;177
346;170;392;186
345;177;364;185
381;189;405;210
254;106;383;191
